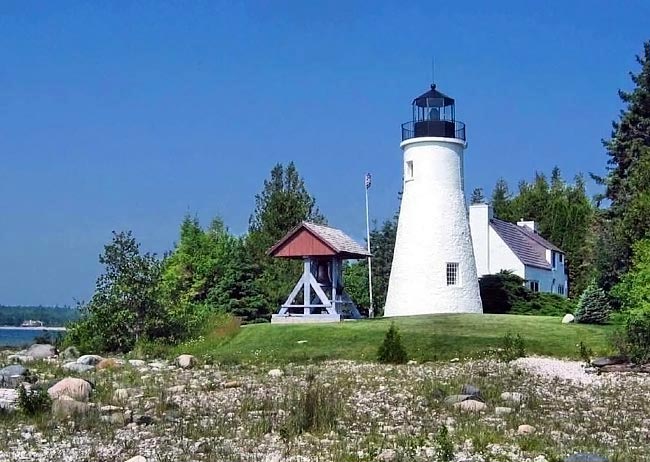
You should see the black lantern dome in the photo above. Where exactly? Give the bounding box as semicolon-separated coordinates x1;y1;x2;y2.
401;84;466;141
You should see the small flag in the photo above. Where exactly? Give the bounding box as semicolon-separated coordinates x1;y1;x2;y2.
365;173;372;189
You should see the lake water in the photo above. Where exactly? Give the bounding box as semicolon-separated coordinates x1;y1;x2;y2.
0;328;65;348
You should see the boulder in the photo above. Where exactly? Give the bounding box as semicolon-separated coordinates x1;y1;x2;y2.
268;368;284;378
25;344;56;359
0;388;18;412
444;394;474;406
460;384;481;399
60;346;80;360
176;354;197;369
48;377;92;401
591;356;628;368
453;399;487;412
52;396;91;417
77;355;103;366
598;364;635;373
562;314;575;324
0;365;28;388
517;424;536;435
564;454;608;462
7;354;34;364
96;358;119;370
125;457;147;462
62;362;94;373
500;392;523;404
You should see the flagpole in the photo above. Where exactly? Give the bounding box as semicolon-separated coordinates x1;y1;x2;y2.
365;175;374;318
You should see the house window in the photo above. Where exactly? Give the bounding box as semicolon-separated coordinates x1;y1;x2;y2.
559;253;564;264
405;160;414;181
529;280;539;292
552;252;556;269
557;284;565;296
446;262;459;286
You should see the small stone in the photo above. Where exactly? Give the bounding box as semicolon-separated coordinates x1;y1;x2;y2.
450;357;460;362
297;340;308;344
495;406;513;415
518;424;536;435
48;378;92;401
128;359;147;367
562;314;575;324
444;394;474;406
268;369;283;378
135;414;156;426
501;392;523;404
223;381;241;389
407;360;418;365
453;399;487;412
167;385;185;394
7;354;34;363
176;354;197;369
100;405;122;413
77;355;103;366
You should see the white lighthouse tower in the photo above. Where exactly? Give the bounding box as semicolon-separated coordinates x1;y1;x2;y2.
384;84;482;317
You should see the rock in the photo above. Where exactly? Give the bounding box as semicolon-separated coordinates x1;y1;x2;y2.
113;388;142;402
562;313;575;324
500;392;523;404
48;377;92;401
125;457;147;462
52;397;91;417
444;394;474;406
0;365;28;388
62;362;95;373
376;448;397;461
167;385;185;394
518;424;536;435
25;344;56;359
223;381;241;389
599;364;635;373
495;406;513;415
563;454;608;462
407;360;418;365
460;384;481;398
0;388;18;411
135;414;156;426
7;354;34;363
60;346;80;360
176;354;197;369
453;399;487;412
268;368;284;378
128;359;147;367
77;355;103;366
591;356;628;368
97;358;120;370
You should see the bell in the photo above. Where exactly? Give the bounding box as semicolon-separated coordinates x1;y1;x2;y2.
316;261;331;285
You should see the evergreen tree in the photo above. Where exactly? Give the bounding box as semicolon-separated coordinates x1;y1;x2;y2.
598;41;650;289
377;322;408;364
491;178;513;220
574;283;612;324
246;162;325;315
470;187;485;204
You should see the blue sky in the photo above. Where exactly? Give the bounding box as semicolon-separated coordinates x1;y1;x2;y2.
0;1;648;306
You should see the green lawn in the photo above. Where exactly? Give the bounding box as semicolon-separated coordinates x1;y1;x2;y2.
177;314;615;364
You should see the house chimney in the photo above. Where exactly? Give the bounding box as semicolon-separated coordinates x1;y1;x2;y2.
517;220;537;232
469;203;493;277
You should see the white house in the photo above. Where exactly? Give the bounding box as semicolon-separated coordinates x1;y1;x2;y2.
469;203;568;297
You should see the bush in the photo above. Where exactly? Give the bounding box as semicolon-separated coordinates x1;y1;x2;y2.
574;283;612;324
511;293;576;317
17;385;51;416
377;322;408;364
623;311;650;364
496;332;526;362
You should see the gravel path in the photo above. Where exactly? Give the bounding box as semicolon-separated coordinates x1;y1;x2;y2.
512;356;599;385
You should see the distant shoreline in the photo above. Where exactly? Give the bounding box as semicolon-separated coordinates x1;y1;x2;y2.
0;326;66;331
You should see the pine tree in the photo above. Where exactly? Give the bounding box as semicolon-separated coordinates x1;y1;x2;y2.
470;187;485;204
377;322;408;364
599;41;650;289
491;178;513;220
574;283;612;324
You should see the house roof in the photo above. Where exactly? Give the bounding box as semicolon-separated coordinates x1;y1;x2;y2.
489;218;562;270
268;221;371;259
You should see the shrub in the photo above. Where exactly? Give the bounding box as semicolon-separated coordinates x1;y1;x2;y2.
496;332;526;362
623;311;650;364
574;283;612;324
435;425;454;462
377;322;408;364
17;385;52;416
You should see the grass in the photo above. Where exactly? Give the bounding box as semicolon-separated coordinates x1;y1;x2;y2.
174;313;615;363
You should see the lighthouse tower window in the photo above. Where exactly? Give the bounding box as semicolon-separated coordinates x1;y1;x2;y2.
446;262;459;286
405;160;414;181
